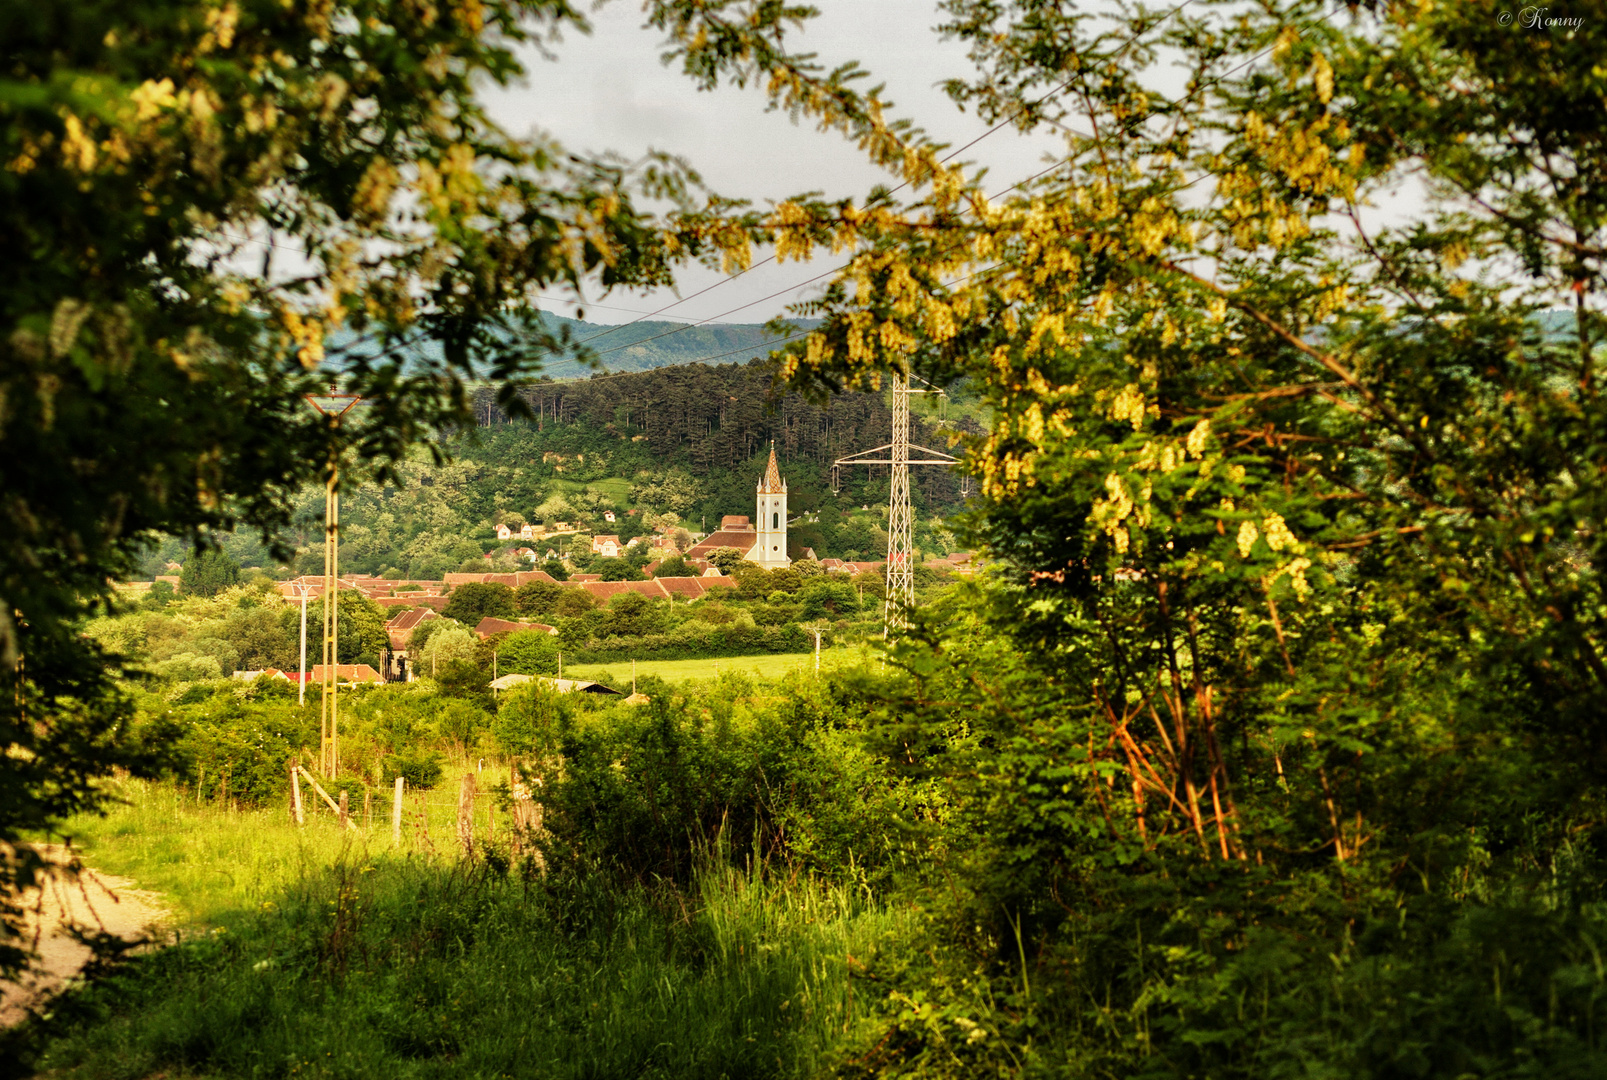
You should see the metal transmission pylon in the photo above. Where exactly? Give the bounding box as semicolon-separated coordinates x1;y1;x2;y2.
833;372;958;635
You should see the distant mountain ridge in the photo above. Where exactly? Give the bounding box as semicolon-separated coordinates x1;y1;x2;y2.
532;312;818;378
325;312;816;381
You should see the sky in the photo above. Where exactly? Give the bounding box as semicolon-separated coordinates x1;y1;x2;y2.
481;1;1068;329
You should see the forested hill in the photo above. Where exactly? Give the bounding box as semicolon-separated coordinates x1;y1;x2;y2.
468;359;982;497
155;361;982;578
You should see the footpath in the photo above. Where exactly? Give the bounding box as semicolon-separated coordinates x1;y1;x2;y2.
0;848;167;1027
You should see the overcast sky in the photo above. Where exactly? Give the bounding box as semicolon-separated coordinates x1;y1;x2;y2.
482;1;1067;330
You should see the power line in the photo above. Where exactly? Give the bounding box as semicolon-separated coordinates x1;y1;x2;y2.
215;2;1338;375
559;0;1207;345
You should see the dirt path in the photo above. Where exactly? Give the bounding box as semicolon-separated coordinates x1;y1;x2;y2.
0;849;168;1027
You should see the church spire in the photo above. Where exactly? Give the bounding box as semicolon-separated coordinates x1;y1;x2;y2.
760;441;785;493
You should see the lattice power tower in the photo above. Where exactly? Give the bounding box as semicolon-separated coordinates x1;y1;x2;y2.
833;373;960;634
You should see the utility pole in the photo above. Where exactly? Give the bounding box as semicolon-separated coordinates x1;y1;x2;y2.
288;582;314;706
833;372;958;636
305;389;362;777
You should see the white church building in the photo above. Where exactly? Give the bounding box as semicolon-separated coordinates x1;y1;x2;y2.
684;445;791;569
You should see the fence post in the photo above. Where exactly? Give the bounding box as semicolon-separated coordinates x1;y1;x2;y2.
363;789;372;829
291;762;304;826
457;773;475;860
509;763;522;858
392;776;405;846
338;790;349;830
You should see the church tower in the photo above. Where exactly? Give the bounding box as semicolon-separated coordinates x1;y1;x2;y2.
753;443;790;569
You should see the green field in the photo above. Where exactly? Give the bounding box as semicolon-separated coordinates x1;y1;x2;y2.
33;782;904;1079
560;646;873;686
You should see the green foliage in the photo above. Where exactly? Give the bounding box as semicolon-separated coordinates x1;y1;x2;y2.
707;548;746;573
381;748;444;790
166;689;314;805
630;469;706;514
442;582;516;624
417;626;478;675
514;579;565;616
436;659;492;704
177;548;240;598
497;629;560;677
798;579;860;619
491;682;572;758
601;593;667;638
593;557;644;581
554;589;599;618
434;700;491;750
406;616;462;659
307;591;387;668
0;0;791;973
653;554;697;577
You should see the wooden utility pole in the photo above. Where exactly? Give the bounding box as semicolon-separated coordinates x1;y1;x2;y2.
457;774;476;860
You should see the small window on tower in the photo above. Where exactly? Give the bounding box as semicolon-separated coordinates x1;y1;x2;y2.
772;512;778;529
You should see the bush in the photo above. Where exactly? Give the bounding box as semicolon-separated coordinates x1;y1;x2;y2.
491;682;571;757
497;629;559;675
418;626;479;675
383;747;444;789
152;652;224;682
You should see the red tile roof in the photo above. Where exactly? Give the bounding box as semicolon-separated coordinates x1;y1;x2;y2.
375;595;448;611
385;608;439;650
579;580;667;601
308;664;384;685
474;617;559;638
684;531;757;561
655;577;708;599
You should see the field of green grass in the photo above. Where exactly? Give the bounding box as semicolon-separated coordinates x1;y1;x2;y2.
562;645;872;686
547;476;634;503
20;780;909;1078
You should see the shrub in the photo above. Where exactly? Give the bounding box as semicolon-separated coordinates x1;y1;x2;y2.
418;626;479;675
497;629;559;675
383;747;444;789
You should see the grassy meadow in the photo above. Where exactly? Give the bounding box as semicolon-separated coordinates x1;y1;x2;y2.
11;666;925;1079
20;779;912;1079
562;644;869;686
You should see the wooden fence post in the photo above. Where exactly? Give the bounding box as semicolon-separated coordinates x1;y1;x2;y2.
297;765;357;831
291;762;304;826
457;773;475;860
392;776;405;846
338;790;349;830
509;763;522;858
363;789;372;828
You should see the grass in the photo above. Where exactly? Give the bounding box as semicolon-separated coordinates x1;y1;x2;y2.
18;782;910;1079
562;646;871;686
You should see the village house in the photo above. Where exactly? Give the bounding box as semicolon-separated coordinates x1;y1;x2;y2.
591;535;622;558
